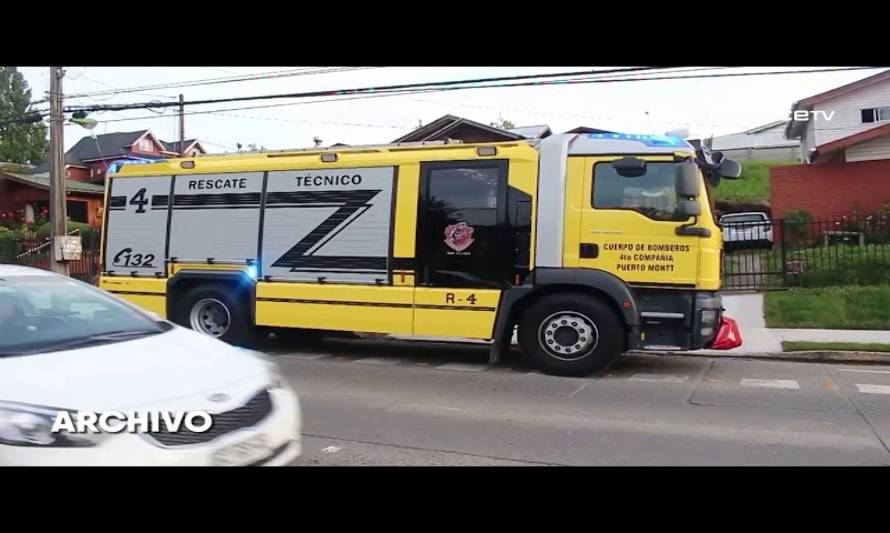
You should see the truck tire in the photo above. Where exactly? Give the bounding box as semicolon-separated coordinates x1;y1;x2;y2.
518;293;624;376
174;283;256;347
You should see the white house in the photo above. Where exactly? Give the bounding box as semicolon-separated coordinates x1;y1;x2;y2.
709;121;800;162
785;69;890;163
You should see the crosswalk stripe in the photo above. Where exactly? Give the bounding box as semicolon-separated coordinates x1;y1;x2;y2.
435;363;490;372
283;353;331;360
740;378;800;390
855;383;890;395
354;357;402;366
629;373;689;383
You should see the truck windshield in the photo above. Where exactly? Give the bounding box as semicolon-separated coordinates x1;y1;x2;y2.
593;161;688;221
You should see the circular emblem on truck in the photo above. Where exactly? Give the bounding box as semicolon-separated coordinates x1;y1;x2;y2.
444;222;475;252
208;393;230;403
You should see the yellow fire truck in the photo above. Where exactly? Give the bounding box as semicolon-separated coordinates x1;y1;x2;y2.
98;132;742;376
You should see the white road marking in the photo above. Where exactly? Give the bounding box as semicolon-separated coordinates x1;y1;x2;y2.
354;357;402;366
838;368;890;375
568;382;591;397
321;446;342;454
282;353;330;360
435;363;490;372
629;373;689;383
740;378;800;390
856;384;890;395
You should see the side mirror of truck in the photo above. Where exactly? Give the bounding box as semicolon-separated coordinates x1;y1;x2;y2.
720;158;742;179
676;161;700;198
613;157;647;177
677;199;701;218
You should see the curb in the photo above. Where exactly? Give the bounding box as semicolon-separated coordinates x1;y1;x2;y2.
633;350;890;365
336;336;890;366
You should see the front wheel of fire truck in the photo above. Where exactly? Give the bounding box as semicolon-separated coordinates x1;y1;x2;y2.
518;294;624;377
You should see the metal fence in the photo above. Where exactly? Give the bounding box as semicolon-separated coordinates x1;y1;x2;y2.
722;215;890;290
0;230;102;284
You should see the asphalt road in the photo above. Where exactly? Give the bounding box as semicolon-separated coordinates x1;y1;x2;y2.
265;338;890;466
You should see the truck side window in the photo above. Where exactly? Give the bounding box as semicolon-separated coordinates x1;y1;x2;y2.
592;161;684;222
417;160;511;288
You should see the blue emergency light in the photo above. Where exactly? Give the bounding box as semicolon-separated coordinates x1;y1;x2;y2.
587;132;690;148
108;158;161;174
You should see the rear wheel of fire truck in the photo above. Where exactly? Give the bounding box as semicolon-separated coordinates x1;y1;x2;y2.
176;282;257;347
518;294;623;377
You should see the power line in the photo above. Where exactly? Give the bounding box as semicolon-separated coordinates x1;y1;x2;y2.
88;69;718;129
63;67;666;113
59;67;379;100
62;66;878;116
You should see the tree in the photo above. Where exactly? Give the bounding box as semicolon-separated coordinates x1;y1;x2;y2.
0;67;48;165
490;117;515;130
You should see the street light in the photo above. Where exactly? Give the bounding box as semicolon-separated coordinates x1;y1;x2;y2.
69;111;98;137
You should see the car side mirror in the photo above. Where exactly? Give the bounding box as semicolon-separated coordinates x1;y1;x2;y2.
720;158;742;179
676;161;700;198
677;199;701;218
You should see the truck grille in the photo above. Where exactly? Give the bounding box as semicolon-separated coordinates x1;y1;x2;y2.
146;389;273;446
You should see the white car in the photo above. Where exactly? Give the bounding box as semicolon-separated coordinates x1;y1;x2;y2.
719;212;774;250
0;265;301;466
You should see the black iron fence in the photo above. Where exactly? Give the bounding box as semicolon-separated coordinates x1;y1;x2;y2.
0;231;102;284
721;215;890;290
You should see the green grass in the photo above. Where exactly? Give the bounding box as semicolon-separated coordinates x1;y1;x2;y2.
764;285;890;329
712;161;792;203
782;341;890;352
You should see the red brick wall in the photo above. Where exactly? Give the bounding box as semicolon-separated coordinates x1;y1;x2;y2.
770;158;890;219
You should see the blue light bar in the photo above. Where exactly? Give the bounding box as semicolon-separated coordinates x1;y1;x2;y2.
108;158;160;174
587;132;691;148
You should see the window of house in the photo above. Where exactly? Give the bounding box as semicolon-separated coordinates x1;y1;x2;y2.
861;106;890;123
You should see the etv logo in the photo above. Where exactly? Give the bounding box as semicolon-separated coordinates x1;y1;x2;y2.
788;110;836;121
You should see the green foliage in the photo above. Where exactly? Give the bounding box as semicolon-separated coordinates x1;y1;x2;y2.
765;285;890;330
0;67;49;165
784;208;812;240
35;221;96;239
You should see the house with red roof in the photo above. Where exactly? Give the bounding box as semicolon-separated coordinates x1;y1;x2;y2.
772;70;890;219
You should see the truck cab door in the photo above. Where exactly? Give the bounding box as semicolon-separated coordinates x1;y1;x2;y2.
571;156;702;288
412;159;511;339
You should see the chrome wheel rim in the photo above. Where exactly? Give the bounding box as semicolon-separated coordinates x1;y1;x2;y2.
537;311;599;361
189;298;230;337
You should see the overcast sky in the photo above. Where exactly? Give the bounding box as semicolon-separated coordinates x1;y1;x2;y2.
17;66;887;154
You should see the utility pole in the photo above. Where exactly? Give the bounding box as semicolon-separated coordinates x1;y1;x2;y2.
49;66;69;276
178;94;185;156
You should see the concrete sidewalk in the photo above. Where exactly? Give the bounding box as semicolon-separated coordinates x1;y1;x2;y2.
698;292;890;357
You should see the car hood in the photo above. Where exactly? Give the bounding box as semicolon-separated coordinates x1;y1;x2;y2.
0;326;273;412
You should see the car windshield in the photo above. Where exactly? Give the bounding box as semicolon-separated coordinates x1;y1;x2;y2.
721;214;766;224
0;275;168;356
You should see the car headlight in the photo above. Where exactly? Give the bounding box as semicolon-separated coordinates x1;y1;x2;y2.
0;403;106;448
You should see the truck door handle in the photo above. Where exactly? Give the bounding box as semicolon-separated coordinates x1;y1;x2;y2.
580;243;599;258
